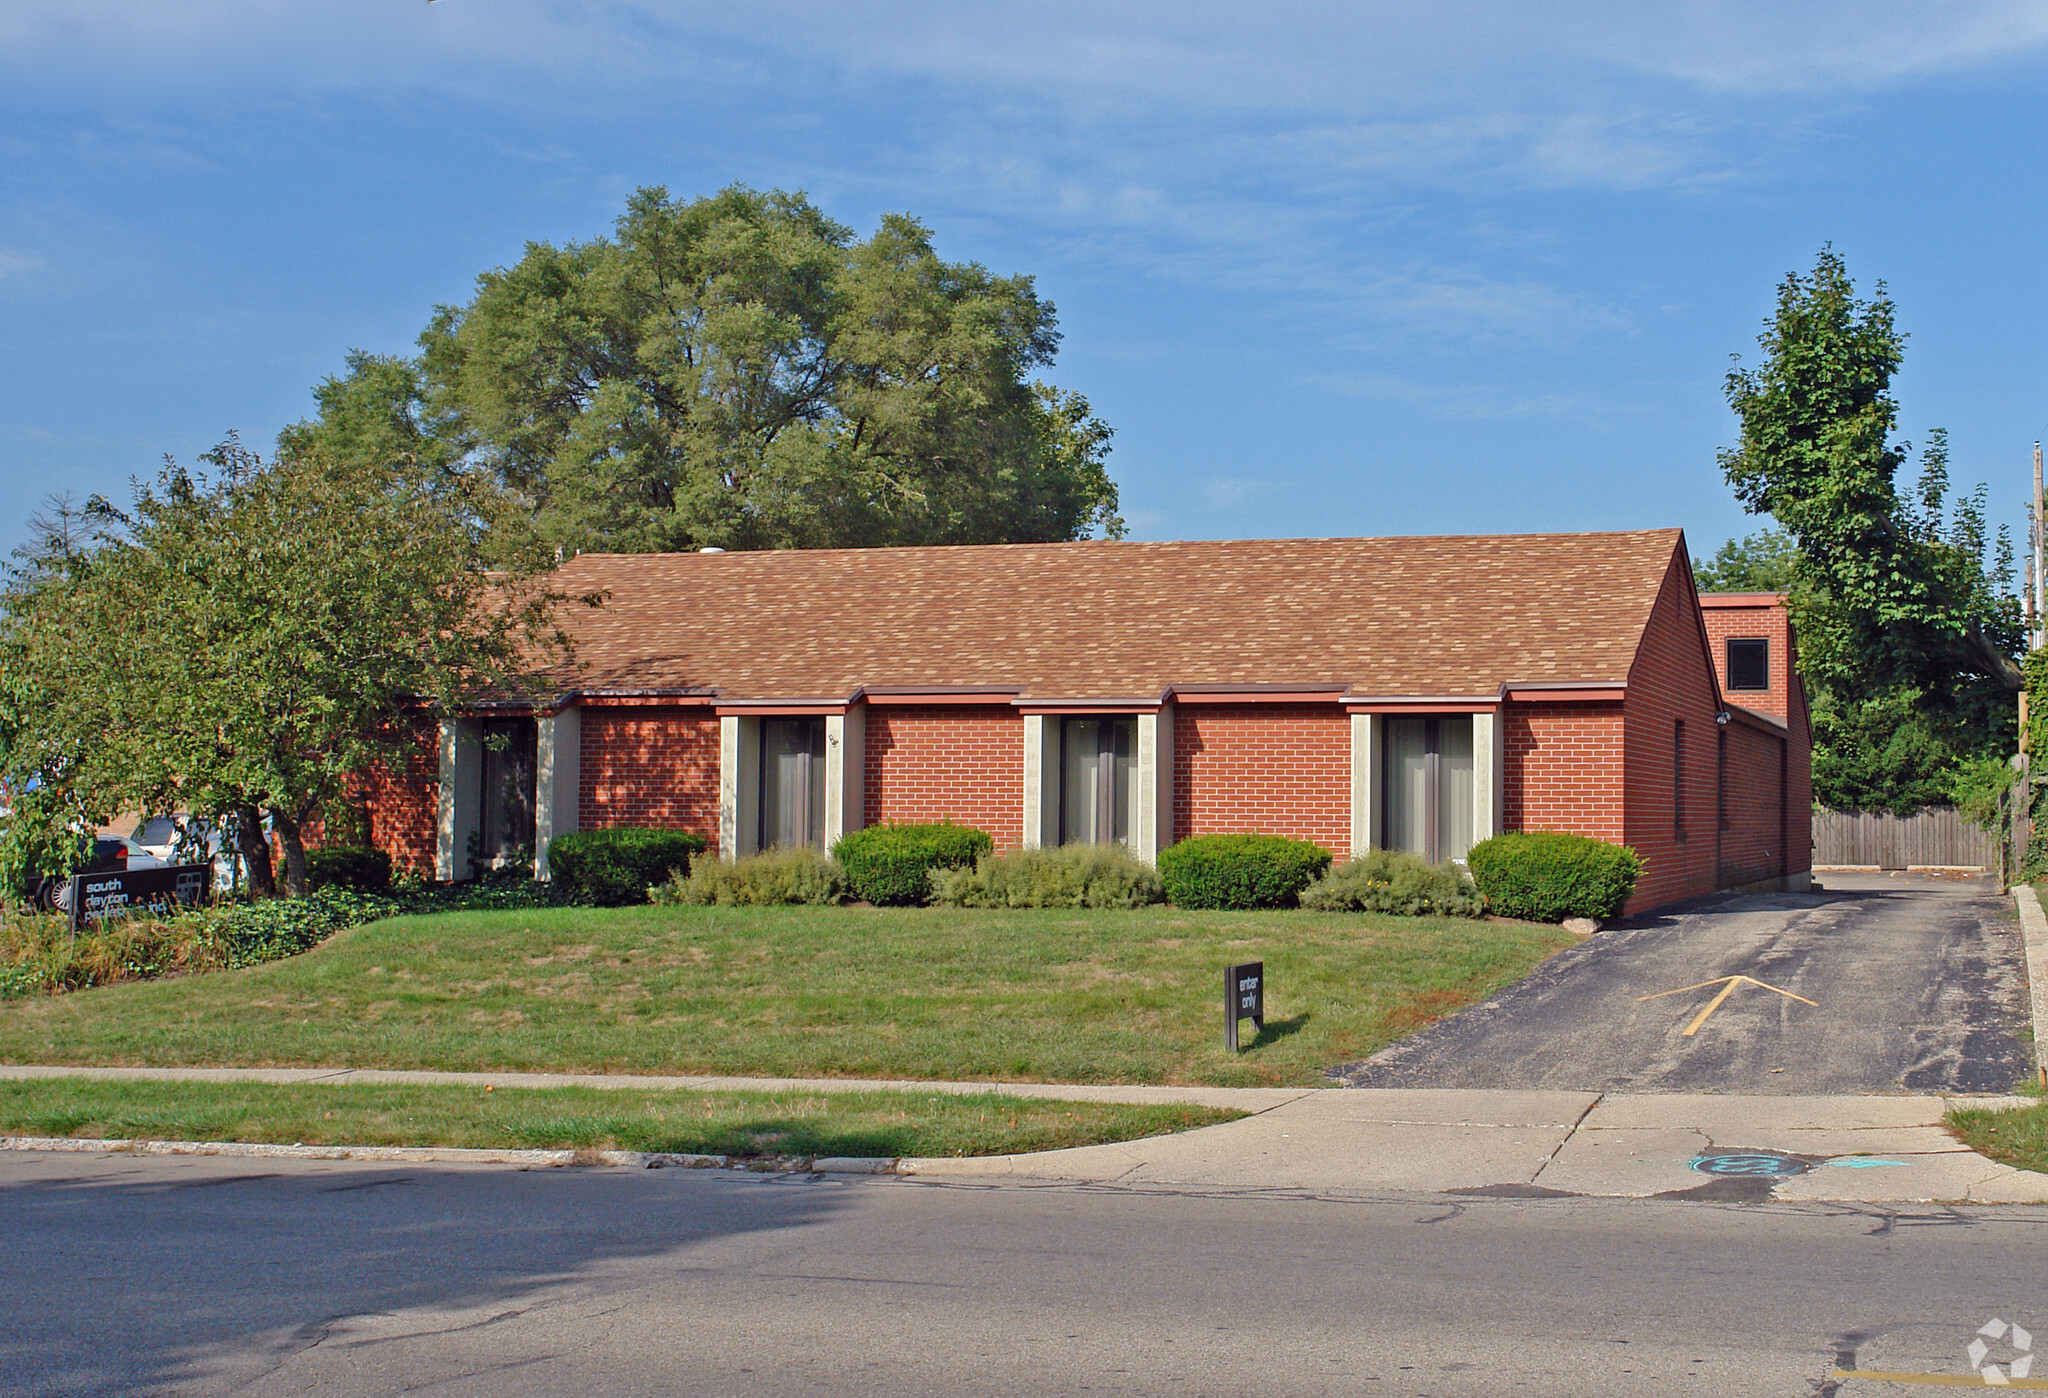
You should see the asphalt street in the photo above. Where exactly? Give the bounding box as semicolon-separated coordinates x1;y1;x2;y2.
1334;873;2032;1094
4;1150;2047;1398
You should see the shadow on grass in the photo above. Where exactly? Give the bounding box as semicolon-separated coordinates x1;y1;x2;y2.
1239;1013;1312;1051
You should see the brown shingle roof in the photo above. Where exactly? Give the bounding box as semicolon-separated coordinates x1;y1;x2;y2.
548;529;1685;702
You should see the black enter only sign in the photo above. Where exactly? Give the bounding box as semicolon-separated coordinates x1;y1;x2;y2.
1224;960;1265;1052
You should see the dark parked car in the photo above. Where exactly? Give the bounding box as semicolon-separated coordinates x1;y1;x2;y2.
28;836;166;911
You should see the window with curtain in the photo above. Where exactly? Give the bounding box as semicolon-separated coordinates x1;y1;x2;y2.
479;717;538;866
1381;715;1476;863
760;717;827;850
1060;717;1134;845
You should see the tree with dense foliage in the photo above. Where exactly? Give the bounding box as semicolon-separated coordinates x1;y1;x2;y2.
1714;248;2023;814
1691;527;1800;594
291;185;1122;556
0;439;583;898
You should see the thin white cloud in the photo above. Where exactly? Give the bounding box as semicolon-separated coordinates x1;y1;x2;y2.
1313;369;1627;423
1195;475;1282;510
13;2;2048;107
4;1;2032;377
0;247;42;279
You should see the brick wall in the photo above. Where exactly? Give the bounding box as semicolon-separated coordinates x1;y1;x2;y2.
351;717;440;876
1623;555;1728;912
1785;646;1813;876
1173;704;1351;857
1701;600;1792;725
864;705;1024;849
1718;719;1788;886
578;707;720;846
1701;594;1812;878
1502;702;1627;844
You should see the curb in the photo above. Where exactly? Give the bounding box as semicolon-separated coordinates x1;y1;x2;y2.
2014;884;2048;1090
0;1135;903;1175
0;1065;1302;1113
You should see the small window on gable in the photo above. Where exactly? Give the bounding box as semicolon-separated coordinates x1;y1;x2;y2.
1726;637;1769;692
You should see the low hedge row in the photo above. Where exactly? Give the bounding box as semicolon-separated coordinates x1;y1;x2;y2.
290;823;1642;923
660;848;851;906
931;844;1165;909
1299;850;1483;918
305;846;394;894
1158;834;1332;910
831;823;992;906
547;828;708;907
1465;831;1640;921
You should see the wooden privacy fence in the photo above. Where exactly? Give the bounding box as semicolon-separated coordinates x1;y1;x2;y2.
1812;805;1999;869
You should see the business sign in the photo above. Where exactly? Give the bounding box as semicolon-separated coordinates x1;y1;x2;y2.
68;863;212;933
1224;960;1264;1052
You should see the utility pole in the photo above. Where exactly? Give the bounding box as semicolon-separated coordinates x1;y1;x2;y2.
2020;443;2044;887
2023;442;2039;650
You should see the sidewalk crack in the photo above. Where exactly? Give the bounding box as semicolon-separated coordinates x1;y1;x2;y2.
1527;1092;1603;1185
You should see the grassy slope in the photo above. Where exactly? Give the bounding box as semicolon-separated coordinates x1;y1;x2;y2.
0;1078;1235;1159
1948;1102;2048;1174
0;904;1572;1087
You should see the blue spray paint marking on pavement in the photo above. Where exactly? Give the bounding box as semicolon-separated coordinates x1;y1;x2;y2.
1690;1151;1813;1177
1821;1157;1909;1169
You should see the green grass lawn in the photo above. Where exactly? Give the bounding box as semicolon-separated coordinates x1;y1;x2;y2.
0;903;1573;1087
1948;1101;2048;1173
0;1077;1234;1159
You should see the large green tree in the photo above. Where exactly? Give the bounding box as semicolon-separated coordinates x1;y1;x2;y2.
292;185;1122;555
1716;248;2023;813
0;440;582;898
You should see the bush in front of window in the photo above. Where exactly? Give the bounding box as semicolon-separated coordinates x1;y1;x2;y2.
830;823;993;906
1299;850;1483;918
547;828;709;907
930;844;1165;909
659;847;851;906
1157;834;1332;910
1464;830;1641;921
305;846;395;894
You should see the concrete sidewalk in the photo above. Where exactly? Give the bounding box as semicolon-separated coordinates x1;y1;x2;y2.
899;1085;2048;1204
3;1063;2043;1203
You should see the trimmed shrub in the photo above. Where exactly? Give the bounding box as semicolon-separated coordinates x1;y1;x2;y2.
546;828;708;907
660;847;851;906
305;846;393;894
386;878;564;915
1158;833;1332;910
831;823;993;906
1299;850;1483;918
931;844;1165;909
1465;830;1642;922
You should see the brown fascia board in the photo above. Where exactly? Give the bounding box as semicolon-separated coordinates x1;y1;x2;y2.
861;686;1024;696
1170;684;1350;704
1698;592;1788;607
860;686;1026;706
1013;698;1168;714
714;696;858;709
1495;681;1628;703
1725;703;1790;736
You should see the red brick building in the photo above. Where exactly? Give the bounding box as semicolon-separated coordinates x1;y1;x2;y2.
363;529;1810;916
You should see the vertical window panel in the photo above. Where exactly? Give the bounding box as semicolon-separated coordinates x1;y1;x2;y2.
480;717;538;865
761;717;826;850
1061;717;1134;845
1383;717;1431;858
1381;715;1477;863
1436;716;1475;863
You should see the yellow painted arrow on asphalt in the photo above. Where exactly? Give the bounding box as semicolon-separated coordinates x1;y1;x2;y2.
1636;975;1818;1036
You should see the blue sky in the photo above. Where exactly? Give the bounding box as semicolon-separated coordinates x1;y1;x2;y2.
4;2;2047;560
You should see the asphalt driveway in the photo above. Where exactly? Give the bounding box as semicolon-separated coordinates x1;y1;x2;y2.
1331;873;2033;1095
